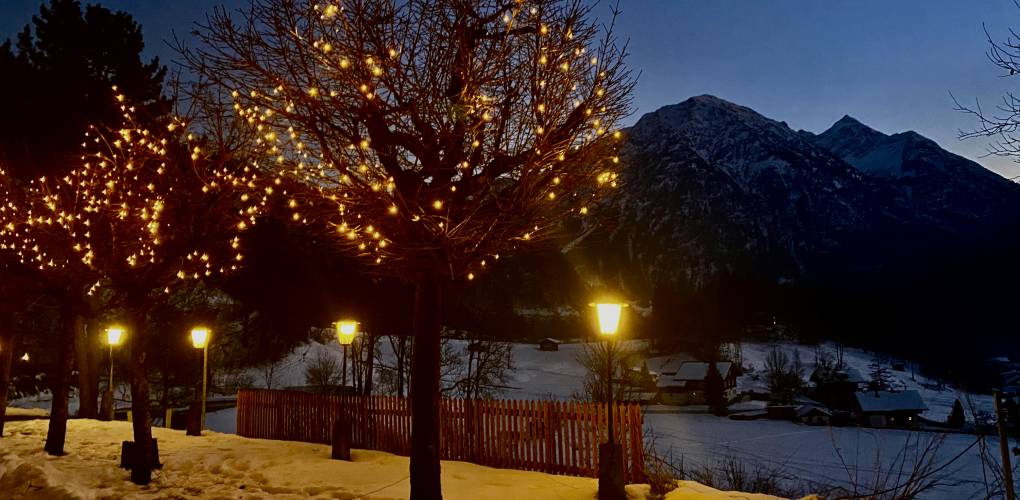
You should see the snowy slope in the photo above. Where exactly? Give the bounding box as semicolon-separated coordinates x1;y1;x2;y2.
737;341;994;422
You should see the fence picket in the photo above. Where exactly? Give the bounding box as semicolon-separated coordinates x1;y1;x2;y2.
235;389;642;481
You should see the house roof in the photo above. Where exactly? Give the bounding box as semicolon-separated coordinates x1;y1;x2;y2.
674;362;732;381
854;390;927;413
810;366;867;384
647;354;697;375
796;405;832;418
539;338;561;344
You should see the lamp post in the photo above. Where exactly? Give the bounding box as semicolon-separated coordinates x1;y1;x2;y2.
592;301;626;500
190;327;210;433
332;320;358;461
103;327;125;421
335;320;358;390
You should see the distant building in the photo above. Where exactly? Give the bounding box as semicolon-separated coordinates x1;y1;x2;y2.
537;338;561;352
656;361;736;405
796;405;832;426
766;404;798;420
810;366;867;410
854;390;927;428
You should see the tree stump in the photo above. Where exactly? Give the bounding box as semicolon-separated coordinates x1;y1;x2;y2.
331;417;351;461
120;439;162;470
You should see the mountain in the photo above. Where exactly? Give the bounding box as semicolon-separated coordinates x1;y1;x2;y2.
607;95;1020;290
813;115;1019;228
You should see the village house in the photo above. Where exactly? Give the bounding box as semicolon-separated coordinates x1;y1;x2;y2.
796;405;832;426
537;338;561;352
656;361;737;405
854;390;927;428
810;365;867;410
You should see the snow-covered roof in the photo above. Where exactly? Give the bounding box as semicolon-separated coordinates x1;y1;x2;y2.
796;405;832;418
647;354;696;375
539;338;561;344
855;390;927;413
674;362;732;381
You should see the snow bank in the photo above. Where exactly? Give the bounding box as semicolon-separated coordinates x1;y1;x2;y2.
4;407;48;418
0;419;788;500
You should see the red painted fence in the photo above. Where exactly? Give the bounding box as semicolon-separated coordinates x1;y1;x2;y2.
236;389;644;482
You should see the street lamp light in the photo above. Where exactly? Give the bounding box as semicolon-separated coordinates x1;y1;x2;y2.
591;301;626;500
102;327;125;421
191;327;210;433
335;320;358;389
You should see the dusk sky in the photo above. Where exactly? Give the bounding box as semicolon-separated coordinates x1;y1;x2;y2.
4;0;1020;179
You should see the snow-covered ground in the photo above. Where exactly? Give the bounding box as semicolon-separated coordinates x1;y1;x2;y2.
646;412;990;499
0;419;788;500
8;337;1003;499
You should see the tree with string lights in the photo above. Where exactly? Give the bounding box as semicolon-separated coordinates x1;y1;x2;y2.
2;90;262;483
0;167;101;455
186;1;634;496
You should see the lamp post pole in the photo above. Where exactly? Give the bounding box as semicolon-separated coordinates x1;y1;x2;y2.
606;337;615;445
200;340;208;431
109;343;115;395
341;344;348;389
103;327;125;421
592;302;626;500
189;327;211;435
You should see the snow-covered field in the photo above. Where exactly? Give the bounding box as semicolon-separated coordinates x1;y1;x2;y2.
0;419;787;500
646;412;989;499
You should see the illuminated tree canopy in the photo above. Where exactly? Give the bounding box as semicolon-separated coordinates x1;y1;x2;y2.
188;0;634;281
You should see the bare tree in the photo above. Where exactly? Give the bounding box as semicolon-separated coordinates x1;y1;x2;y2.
954;15;1020;176
442;334;514;400
575;340;639;403
185;1;633;496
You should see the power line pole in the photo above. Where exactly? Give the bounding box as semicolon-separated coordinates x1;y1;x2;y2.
995;390;1015;500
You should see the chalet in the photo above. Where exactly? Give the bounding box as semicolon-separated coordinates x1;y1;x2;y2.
656;361;736;405
537;338;561;352
796;405;832;426
810;366;867;410
854;390;927;428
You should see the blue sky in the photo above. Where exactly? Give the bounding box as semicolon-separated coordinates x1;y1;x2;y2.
4;0;1020;178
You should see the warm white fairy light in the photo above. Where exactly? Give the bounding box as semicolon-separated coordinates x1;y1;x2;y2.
190;0;634;283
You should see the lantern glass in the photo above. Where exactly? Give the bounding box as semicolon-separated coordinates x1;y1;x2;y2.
336;320;358;345
106;327;125;346
594;303;623;336
191;327;210;349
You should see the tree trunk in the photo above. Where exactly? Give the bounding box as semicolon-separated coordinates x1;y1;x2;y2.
0;314;15;437
409;273;443;500
127;305;154;484
74;315;98;419
44;304;80;456
396;336;407;397
364;332;376;396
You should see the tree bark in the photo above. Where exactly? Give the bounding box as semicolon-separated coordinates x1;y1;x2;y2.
45;303;80;456
127;305;154;484
74;315;98;419
409;273;443;500
364;332;376;396
0;314;15;437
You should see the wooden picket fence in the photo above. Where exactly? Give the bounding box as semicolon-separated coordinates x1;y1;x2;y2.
236;389;644;482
